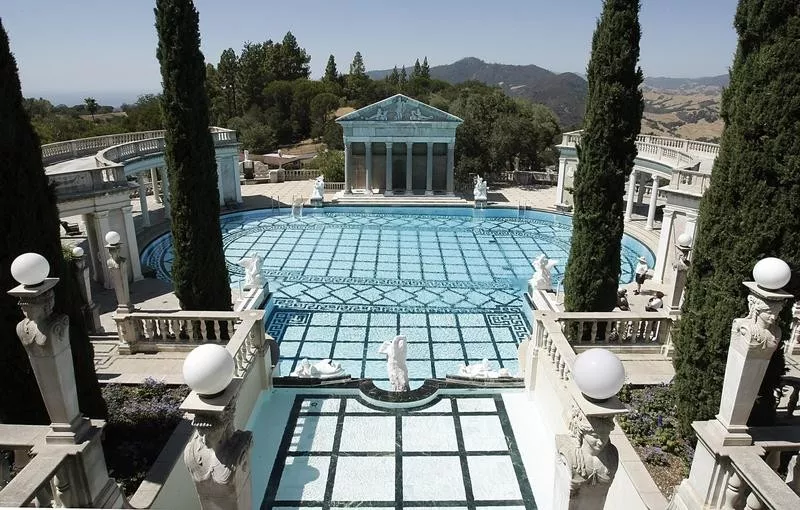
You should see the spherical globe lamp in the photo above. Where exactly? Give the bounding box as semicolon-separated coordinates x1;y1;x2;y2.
183;344;235;397
572;348;626;401
71;246;85;258
10;253;50;287
677;232;693;248
752;257;791;290
105;231;121;245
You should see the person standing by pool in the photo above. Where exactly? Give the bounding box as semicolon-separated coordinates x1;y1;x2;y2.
634;256;649;295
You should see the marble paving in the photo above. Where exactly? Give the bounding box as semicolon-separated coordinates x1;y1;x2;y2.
261;394;536;509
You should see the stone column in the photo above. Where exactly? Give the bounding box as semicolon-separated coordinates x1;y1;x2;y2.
137;173;151;227
425;142;434;195
162;168;171;219
82;213;100;284
446;141;455;195
365;142;373;194
344;142;352;193
92;211;113;289
106;239;134;314
151;168;162;203
232;154;243;203
385;142;393;196
406;142;413;193
8;278;90;442
182;394;253;510
72;252;102;334
122;206;143;281
646;175;660;230
625;170;637;220
216;157;225;206
636;171;648;204
556;158;568;205
653;208;676;283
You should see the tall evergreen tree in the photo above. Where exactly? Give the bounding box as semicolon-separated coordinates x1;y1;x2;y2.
349;51;365;76
155;0;231;311
563;0;643;312
412;58;422;79
0;19;106;424
323;54;338;83
217;48;239;118
421;57;430;79
400;66;408;87
272;31;311;81
672;0;800;435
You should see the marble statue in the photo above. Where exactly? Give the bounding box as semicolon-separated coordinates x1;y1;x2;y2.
529;254;558;293
409;107;432;121
367;107;388;120
310;175;325;201
557;407;618;499
473;176;488;201
290;358;346;379
378;335;410;391
734;294;783;351
458;358;511;379
236;255;263;290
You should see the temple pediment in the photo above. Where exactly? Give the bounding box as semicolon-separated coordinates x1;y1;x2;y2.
336;94;462;123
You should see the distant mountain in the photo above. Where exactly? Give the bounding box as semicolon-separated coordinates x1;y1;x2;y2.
369;57;588;127
643;75;729;91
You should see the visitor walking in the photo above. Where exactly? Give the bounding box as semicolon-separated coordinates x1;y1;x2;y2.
634;256;649;295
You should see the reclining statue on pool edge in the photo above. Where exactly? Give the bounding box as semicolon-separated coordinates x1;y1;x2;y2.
458;358;511;379
378;335;410;392
290;358;346;379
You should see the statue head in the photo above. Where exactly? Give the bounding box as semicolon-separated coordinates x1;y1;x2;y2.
568;407;614;455
747;294;782;329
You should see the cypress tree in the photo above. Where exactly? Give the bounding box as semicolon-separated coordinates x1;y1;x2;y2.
0;19;106;423
672;0;800;435
155;0;231;311
563;0;643;312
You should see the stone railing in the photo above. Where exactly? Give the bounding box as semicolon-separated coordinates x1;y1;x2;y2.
42;130;166;166
717;446;800;509
48;164;132;200
670;167;712;195
553;310;672;348
637;133;720;157
281;168;321;181
114;309;246;354
96;128;238;168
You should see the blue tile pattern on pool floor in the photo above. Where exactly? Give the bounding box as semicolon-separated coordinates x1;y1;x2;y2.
141;206;655;385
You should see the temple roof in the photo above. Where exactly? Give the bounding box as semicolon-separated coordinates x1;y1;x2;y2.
336;94;463;124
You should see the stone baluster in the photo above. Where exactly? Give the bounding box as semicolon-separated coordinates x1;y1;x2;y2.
722;471;744;510
787;452;800;495
744;491;765;510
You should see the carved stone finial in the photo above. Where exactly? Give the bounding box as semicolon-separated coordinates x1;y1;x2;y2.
556;406;619;508
184;403;253;509
733;294;783;352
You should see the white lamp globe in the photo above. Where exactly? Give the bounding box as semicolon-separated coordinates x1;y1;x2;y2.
182;344;235;396
10;253;50;286
105;231;121;245
572;348;626;401
677;232;693;248
752;257;791;290
71;246;84;258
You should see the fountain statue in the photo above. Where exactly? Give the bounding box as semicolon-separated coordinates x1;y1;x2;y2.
310;175;324;206
458;358;511;379
290;358;346;379
473;175;488;202
378;335;410;391
528;254;558;293
236;254;264;290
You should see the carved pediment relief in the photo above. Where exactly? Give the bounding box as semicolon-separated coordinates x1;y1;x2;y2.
337;94;462;123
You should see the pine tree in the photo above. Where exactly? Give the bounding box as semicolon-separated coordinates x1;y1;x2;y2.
388;66;400;86
0;19;106;423
421;57;430;79
400;66;407;86
563;0;643;313
412;58;422;79
273;31;310;81
155;0;231;311
323;54;338;83
349;51;365;76
672;0;800;435
217;48;238;118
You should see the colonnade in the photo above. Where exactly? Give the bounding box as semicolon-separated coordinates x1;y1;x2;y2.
624;169;663;230
342;140;456;195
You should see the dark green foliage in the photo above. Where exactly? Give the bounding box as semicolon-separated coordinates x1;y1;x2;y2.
218;48;239;118
563;0;643;312
272;32;311;81
672;0;800;435
313;149;345;182
102;379;189;496
0;19;106;424
155;0;231;311
323;54;338;83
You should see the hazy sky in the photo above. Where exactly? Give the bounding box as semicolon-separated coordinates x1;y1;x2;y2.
2;0;739;104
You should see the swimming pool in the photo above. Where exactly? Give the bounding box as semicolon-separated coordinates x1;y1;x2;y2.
141;206;654;385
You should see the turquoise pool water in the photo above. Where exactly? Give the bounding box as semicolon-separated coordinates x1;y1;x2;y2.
141;206;654;385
